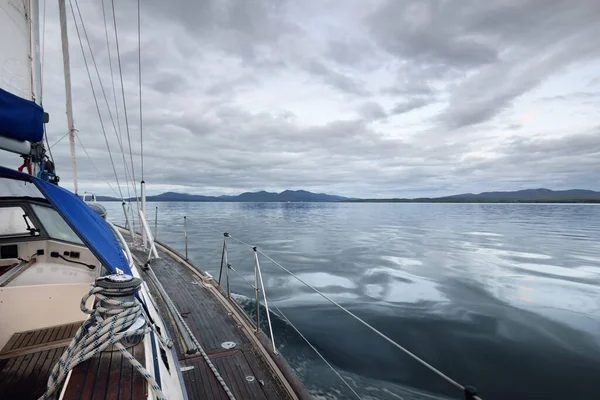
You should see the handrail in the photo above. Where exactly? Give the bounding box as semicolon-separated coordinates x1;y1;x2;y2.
253;247;277;354
215;228;277;354
182;217;482;400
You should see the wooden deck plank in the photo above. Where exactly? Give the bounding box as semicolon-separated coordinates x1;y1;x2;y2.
0;322;86;399
91;350;112;400
0;344;68;399
13;330;32;349
131;342;148;399
28;326;43;347
117;345;134;400
242;347;286;399
181;356;228;400
105;347;124;400
2;332;22;352
61;342;147;400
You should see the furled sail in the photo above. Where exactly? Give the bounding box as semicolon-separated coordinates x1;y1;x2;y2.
0;0;44;145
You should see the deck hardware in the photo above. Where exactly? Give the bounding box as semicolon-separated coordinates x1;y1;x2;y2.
221;341;236;349
245;376;255;382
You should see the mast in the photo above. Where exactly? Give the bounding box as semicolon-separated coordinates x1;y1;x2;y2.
58;0;78;194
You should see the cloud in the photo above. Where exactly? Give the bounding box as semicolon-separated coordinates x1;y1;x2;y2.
367;0;600;129
304;61;369;96
358;102;387;121
391;98;430;115
1;0;599;198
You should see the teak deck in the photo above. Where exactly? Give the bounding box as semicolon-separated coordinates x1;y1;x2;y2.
0;322;78;399
0;322;146;400
129;239;296;400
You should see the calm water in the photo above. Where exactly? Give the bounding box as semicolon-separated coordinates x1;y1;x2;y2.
104;202;600;400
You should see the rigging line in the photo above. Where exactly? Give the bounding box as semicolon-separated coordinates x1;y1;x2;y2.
74;131;120;198
101;0;132;203
68;0;123;200
225;262;361;398
44;125;54;163
256;250;476;396
49;131;69;149
268;299;362;399
73;0;133;201
72;0;127;172
137;0;144;182
111;0;140;210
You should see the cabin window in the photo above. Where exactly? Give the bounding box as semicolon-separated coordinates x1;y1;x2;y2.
30;204;83;245
0;207;39;238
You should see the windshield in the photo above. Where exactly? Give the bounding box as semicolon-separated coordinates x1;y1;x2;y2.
30;204;83;245
0;206;39;238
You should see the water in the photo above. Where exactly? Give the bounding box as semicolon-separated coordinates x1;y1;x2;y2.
104;202;600;400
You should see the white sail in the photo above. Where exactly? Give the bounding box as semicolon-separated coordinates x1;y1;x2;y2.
0;0;39;103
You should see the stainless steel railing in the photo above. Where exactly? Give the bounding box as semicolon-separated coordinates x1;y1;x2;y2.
171;214;483;400
215;232;278;354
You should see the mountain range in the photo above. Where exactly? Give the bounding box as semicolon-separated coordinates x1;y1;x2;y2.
351;188;600;203
96;190;349;202
94;188;600;203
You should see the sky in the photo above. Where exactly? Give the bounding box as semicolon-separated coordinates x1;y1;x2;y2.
2;0;600;198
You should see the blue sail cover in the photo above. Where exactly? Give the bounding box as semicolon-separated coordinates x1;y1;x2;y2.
0;166;131;275
0;88;44;143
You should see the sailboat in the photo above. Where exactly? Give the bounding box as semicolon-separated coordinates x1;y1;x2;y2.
0;1;488;399
0;1;308;399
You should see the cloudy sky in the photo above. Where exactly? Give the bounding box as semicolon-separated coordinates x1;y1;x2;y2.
3;0;600;198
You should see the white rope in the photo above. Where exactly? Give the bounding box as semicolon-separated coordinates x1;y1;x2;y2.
145;266;237;400
41;284;166;399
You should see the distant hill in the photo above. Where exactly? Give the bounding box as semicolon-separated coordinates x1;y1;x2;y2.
445;188;600;200
94;188;600;203
147;192;217;202
95;190;350;202
350;188;600;203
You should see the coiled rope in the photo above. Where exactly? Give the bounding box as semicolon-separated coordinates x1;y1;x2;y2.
41;283;167;399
